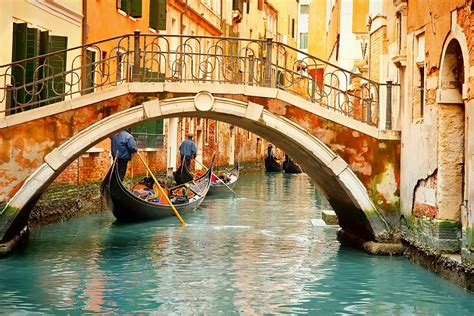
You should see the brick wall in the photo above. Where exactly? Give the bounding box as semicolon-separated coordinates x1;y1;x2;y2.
369;25;388;82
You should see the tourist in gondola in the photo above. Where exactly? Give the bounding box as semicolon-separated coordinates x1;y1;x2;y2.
179;133;197;169
110;129;138;181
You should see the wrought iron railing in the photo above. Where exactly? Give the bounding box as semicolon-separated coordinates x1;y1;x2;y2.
0;32;383;126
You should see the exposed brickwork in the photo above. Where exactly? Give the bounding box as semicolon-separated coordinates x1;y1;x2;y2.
369;26;388;82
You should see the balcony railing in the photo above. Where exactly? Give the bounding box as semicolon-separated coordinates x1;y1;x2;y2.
0;32;383;127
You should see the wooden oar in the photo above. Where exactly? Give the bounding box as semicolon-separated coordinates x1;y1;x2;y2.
194;158;241;198
136;152;186;225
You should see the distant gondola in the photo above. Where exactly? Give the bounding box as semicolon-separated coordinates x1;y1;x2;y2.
101;157;213;222
283;154;302;174
264;155;283;172
208;163;240;195
173;162;194;185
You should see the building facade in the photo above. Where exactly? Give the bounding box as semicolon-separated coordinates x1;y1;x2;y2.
0;0;83;114
317;0;473;263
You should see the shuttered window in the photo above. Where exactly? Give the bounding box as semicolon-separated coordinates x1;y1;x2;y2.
117;0;142;18
10;22;68;112
131;119;164;148
149;0;166;30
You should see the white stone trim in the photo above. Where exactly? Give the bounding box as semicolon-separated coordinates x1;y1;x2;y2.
27;0;83;27
143;99;162;118
245;102;264;121
44;148;68;171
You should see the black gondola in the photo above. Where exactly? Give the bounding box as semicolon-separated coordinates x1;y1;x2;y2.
283;154;302;174
101;157;213;222
208;163;240;195
264;155;283;172
173;162;194;185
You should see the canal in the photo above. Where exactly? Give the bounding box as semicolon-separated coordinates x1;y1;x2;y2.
0;172;472;314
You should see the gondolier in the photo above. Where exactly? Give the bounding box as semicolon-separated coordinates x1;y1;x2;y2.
179;133;197;169
111;130;138;181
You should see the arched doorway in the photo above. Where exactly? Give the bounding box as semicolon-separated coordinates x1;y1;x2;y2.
437;37;466;251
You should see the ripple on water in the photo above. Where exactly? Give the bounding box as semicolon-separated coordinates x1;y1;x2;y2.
0;172;472;314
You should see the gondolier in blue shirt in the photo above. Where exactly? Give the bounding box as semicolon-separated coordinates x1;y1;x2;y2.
179;133;197;169
111;130;138;181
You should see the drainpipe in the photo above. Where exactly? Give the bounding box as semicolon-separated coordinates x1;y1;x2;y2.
81;0;88;93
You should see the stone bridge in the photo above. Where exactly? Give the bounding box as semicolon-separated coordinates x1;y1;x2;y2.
0;33;400;252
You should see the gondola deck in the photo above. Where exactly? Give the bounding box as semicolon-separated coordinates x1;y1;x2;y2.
101;158;213;222
208;163;240;195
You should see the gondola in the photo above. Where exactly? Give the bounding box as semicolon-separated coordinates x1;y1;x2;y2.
264;155;283;172
101;157;214;222
283;155;302;174
173;161;194;185
208;163;240;195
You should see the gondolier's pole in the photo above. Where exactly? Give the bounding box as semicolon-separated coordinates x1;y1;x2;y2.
136;152;186;225
193;159;241;198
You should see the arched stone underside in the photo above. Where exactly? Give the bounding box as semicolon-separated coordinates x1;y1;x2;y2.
0;96;391;244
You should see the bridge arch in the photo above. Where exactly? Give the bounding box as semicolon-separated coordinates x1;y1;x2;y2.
1;93;390;246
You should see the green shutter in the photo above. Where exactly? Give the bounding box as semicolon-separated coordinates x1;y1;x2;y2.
85;50;96;94
46;35;68;104
130;0;142;18
120;0;130;13
25;27;40;105
39;31;50;104
156;118;163;135
132;119;164;148
149;0;158;29
157;0;167;31
11;23;27;110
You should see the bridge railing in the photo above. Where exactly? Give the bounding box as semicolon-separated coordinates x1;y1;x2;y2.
0;32;383;127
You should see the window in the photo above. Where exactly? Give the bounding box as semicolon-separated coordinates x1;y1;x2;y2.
84;49;97;94
149;0;166;31
10;22;67;112
413;32;425;120
117;0;142;18
291;19;296;38
246;0;250;14
131;119;164;148
299;32;308;50
300;4;309;15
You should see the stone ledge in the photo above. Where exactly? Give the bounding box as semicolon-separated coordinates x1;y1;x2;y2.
403;241;474;292
321;210;339;225
337;230;404;255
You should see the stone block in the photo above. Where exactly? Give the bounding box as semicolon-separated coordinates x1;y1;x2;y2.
321;210;339;225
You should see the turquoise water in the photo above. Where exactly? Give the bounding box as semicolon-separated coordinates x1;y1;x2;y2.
0;172;472;314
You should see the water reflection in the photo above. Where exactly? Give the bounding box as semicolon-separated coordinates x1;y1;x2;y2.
0;172;472;314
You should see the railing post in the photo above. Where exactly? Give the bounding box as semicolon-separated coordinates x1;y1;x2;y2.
385;80;392;129
248;54;255;85
5;84;12;116
311;77;316;102
264;38;273;88
366;97;372;125
133;30;141;82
